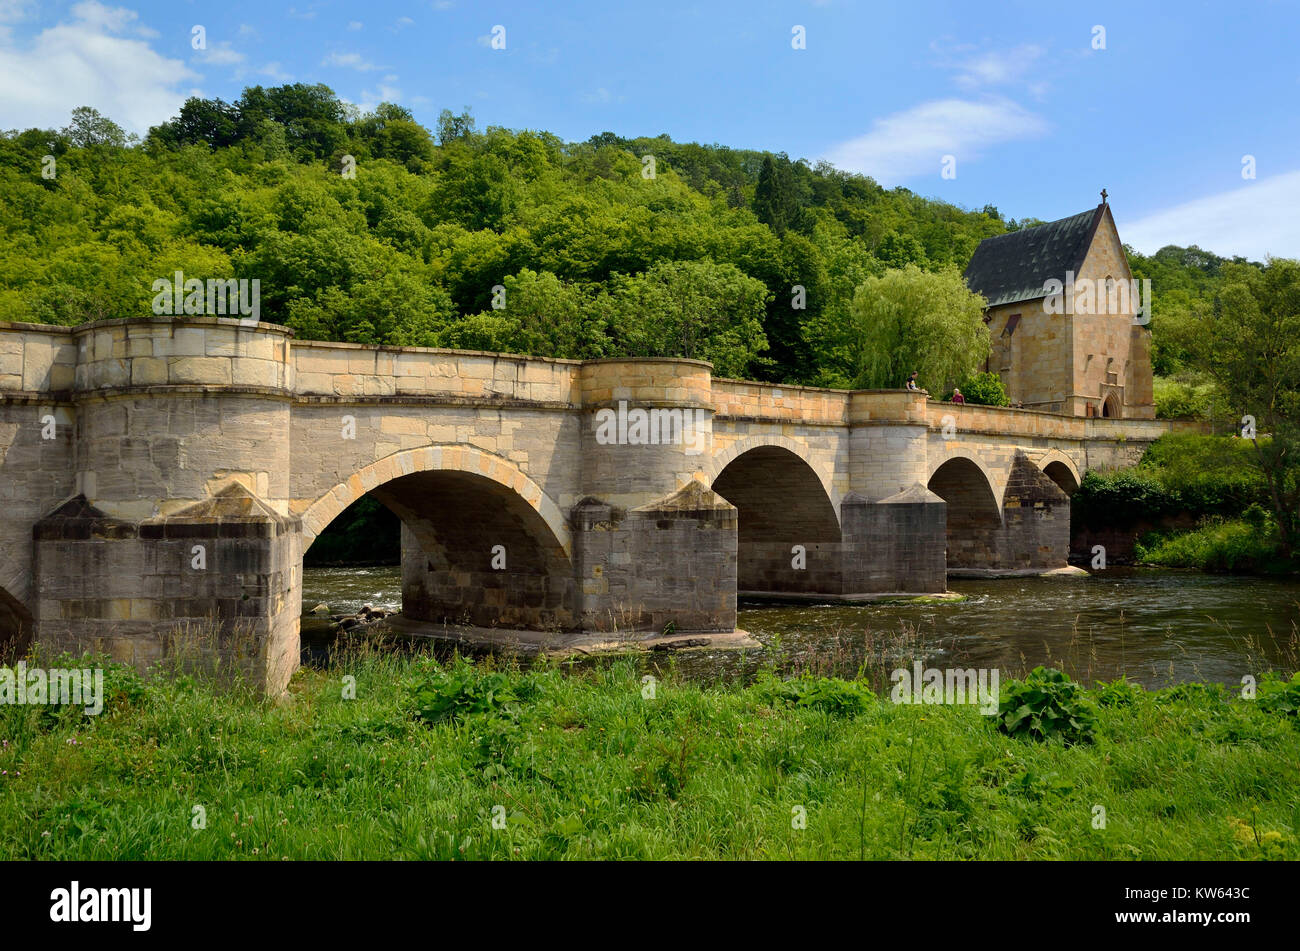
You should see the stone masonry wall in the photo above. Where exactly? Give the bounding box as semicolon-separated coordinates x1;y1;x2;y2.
0;315;1195;689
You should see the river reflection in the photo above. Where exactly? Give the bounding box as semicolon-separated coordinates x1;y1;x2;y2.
301;566;1300;688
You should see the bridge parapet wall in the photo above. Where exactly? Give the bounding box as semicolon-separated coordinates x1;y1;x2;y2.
927;400;1206;443
712;378;850;424
0;322;77;395
71;317;292;393
292;341;580;404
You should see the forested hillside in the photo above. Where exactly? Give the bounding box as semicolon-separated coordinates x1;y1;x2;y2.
0;82;1246;387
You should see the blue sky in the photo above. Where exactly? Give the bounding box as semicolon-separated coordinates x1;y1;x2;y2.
2;0;1298;258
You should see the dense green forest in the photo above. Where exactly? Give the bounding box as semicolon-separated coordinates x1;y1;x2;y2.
0;82;1249;391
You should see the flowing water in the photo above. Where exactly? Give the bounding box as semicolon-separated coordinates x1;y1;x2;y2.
301;566;1300;688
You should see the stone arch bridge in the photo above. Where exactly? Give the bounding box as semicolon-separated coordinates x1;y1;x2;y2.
0;317;1195;692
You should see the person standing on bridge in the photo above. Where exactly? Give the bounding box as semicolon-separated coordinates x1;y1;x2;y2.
952;387;965;404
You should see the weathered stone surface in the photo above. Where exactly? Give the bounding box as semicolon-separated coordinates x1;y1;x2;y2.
0;315;1197;688
969;203;1155;420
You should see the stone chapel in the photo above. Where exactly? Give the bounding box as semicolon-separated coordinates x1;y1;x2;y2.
963;196;1155;418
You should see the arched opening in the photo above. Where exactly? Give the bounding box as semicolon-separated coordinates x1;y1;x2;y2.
1042;461;1079;496
302;465;575;632
711;446;840;594
0;587;33;661
301;496;404;624
927;457;1002;568
1101;395;1119;418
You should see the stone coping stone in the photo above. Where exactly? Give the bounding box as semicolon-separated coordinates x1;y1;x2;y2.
0;321;76;334
72;316;294;335
294;339;581;363
631;480;735;516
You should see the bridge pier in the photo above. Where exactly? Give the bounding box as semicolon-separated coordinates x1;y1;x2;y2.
24;318;301;691
840;486;948;594
34;487;301;689
569;359;737;633
928;450;1072;573
993;452;1073;571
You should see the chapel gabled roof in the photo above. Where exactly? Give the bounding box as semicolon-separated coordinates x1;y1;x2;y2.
963;203;1108;308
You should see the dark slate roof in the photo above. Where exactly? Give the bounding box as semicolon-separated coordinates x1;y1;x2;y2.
963;204;1106;308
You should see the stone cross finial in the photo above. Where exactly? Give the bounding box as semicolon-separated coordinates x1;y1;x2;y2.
1100;188;1108;204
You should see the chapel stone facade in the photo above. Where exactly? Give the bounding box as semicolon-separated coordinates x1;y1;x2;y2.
963;198;1155;419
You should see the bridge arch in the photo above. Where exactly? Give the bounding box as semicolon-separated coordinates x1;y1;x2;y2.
1037;449;1081;495
710;443;840;595
0;585;32;659
302;446;575;630
927;454;1003;569
302;445;570;555
704;434;837;510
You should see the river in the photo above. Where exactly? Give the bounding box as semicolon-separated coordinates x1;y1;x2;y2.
300;566;1300;688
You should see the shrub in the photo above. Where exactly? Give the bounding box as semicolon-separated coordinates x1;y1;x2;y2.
996;667;1095;743
1135;518;1290;573
1138;434;1267;518
1257;672;1300;718
750;671;873;717
946;371;1009;406
1074;435;1275;537
1072;470;1180;530
408;658;519;723
1152;376;1217;420
1155;681;1228;705
1095;676;1145;708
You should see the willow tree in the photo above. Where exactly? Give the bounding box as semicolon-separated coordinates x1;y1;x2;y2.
849;264;990;391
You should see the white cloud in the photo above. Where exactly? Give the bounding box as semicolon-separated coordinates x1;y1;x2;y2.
196;42;245;66
0;0;35;22
68;0;135;32
948;44;1045;89
821;97;1049;186
433;1;454;10
0;0;29;42
355;83;402;112
0;1;198;134
581;87;623;104
258;61;292;82
322;50;380;71
347;20;363;31
1121;170;1300;261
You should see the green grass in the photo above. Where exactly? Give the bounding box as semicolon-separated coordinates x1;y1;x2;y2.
1136;517;1298;574
2;645;1298;860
